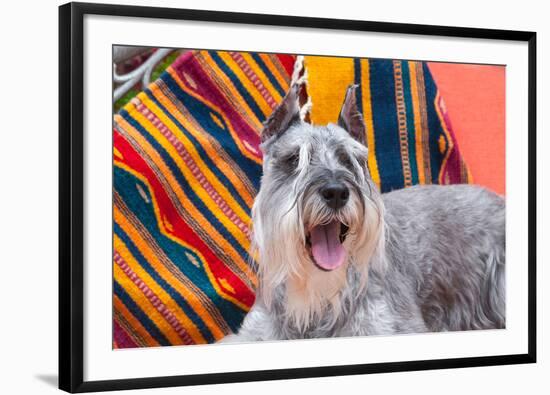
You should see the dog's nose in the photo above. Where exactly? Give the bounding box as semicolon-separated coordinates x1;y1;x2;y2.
320;182;349;209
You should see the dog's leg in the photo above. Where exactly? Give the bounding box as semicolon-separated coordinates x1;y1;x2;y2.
217;333;244;343
218;303;278;343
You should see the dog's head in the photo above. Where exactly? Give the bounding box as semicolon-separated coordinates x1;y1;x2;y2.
252;83;385;305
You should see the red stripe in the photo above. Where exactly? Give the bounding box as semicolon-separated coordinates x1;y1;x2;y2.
114;130;256;307
436;95;463;185
276;54;296;77
114;250;195;345
113;318;139;349
171;53;263;159
134;101;251;237
229;52;277;109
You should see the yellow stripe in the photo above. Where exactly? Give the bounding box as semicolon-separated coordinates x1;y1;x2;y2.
240;52;284;103
123;100;252;252
114;294;160;347
133;91;254;223
143;83;259;204
409;62;427;185
114;115;253;282
125;100;251;251
217;51;273;116
114;158;256;307
163;68;262;170
259;53;290;92
114;147;124;160
360;59;381;189
197;51;264;130
114;263;184;345
115;204;228;339
305;55;355;126
115;233;208;343
115;161;255;309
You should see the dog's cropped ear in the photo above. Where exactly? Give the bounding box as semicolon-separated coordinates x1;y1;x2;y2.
338;84;366;145
261;83;301;143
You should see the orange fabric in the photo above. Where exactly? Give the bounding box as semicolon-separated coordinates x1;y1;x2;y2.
428;63;505;195
305;56;356;125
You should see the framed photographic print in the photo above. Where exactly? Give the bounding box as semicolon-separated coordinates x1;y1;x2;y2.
59;2;537;392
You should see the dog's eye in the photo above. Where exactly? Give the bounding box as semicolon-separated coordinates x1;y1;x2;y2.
338;151;354;171
279;151;300;172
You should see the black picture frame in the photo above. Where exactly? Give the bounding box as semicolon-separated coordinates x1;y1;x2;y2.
59;2;537;393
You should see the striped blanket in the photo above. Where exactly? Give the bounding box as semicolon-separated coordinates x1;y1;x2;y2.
113;50;470;348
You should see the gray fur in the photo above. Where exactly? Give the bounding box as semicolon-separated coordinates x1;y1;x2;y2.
221;84;505;343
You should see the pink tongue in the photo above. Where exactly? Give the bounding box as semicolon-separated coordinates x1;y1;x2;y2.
310;220;347;271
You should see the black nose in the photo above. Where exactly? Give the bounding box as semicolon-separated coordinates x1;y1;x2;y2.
320;182;349;209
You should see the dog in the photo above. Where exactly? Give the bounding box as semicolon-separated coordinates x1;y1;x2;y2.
221;82;505;342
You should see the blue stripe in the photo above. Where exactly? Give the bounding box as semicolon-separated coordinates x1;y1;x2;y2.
114;166;248;332
354;58;363;115
118;110;251;262
400;61;419;185
368;59;405;192
115;222;214;342
250;53;286;97
144;86;261;205
208;52;266;121
114;280;171;346
153;73;263;193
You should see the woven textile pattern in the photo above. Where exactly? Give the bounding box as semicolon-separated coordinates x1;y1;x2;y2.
305;56;471;193
113;50;470;348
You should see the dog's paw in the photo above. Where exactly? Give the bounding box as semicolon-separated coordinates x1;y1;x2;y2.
217;333;242;344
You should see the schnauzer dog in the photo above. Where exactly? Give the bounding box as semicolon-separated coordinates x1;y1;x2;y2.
222;82;505;342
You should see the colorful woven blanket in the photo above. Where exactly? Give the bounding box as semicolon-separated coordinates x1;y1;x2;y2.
113;50;470;348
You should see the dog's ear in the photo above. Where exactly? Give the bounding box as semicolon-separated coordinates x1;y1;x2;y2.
261;83;301;142
338;84;366;145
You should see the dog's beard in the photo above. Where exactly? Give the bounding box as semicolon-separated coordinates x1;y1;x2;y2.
251;181;385;331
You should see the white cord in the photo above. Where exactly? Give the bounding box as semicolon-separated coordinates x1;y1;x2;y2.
113;48;174;102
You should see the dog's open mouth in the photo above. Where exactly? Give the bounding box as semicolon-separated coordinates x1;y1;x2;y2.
306;221;349;271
